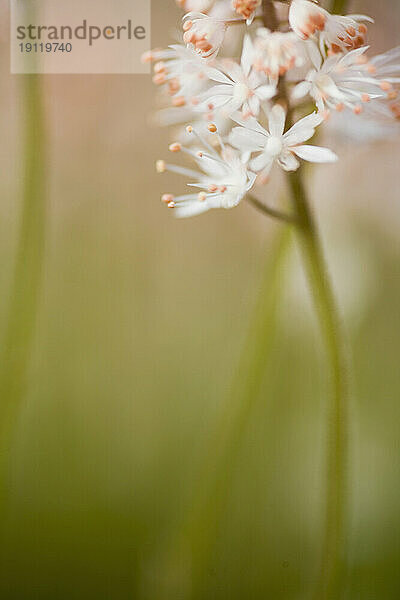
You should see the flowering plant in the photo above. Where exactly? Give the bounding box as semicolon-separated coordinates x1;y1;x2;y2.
144;1;399;598
144;0;399;219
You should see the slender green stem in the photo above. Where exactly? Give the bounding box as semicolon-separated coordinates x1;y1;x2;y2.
187;228;291;598
155;229;291;600
0;74;47;512
247;194;297;224
287;169;348;600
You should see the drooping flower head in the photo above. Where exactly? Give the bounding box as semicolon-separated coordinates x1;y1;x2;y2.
157;124;256;217
292;45;400;116
197;35;276;118
289;0;373;54
232;0;261;24
183;12;227;59
230;105;337;181
253;28;306;80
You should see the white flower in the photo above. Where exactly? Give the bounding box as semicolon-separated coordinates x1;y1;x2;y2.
142;44;209;106
197;35;276;118
183;12;227;59
253;27;306;81
292;45;400;115
157;124;256;217
289;0;373;54
229;105;337;179
232;0;261;25
369;45;400;89
176;0;214;12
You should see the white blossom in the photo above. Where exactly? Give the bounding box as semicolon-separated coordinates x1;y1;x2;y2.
253;27;306;80
232;0;262;25
230;105;337;180
197;35;276;118
157;124;256;217
289;0;373;54
142;44;209;106
176;0;214;12
292;45;400;115
183;12;227;59
146;0;399;220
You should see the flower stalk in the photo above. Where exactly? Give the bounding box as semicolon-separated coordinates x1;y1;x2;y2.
247;193;297;223
181;227;292;598
146;0;399;596
286;169;348;600
0;74;47;513
262;2;349;598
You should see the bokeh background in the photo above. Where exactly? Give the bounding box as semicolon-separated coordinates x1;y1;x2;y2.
0;0;399;598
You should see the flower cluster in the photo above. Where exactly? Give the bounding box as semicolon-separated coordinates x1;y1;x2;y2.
145;0;400;218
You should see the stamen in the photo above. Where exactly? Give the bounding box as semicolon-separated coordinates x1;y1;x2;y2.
154;61;166;74
380;81;392;91
186;125;218;156
172;96;186;107
156;160;166;173
169;143;182;153
153;73;166;85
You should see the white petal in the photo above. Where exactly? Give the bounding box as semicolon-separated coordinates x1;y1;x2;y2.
306;40;322;70
229;127;266;151
230;112;269;136
347;14;374;23
175;202;211;218
284;127;318;146
221;61;244;82
277;151;300;172
291;80;312;101
256;84;277;100
283;112;322;143
241;34;254;78
247;95;260;115
291;145;338;163
246;171;257;190
250;153;273;173
201;84;233;97
268;104;286;137
206;67;233;84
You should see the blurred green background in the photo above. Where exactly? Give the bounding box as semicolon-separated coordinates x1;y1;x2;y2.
0;1;399;598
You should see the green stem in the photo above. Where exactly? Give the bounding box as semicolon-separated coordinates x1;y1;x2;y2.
287;169;348;600
156;229;291;599
189;228;291;576
247;194;297;224
0;75;47;510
